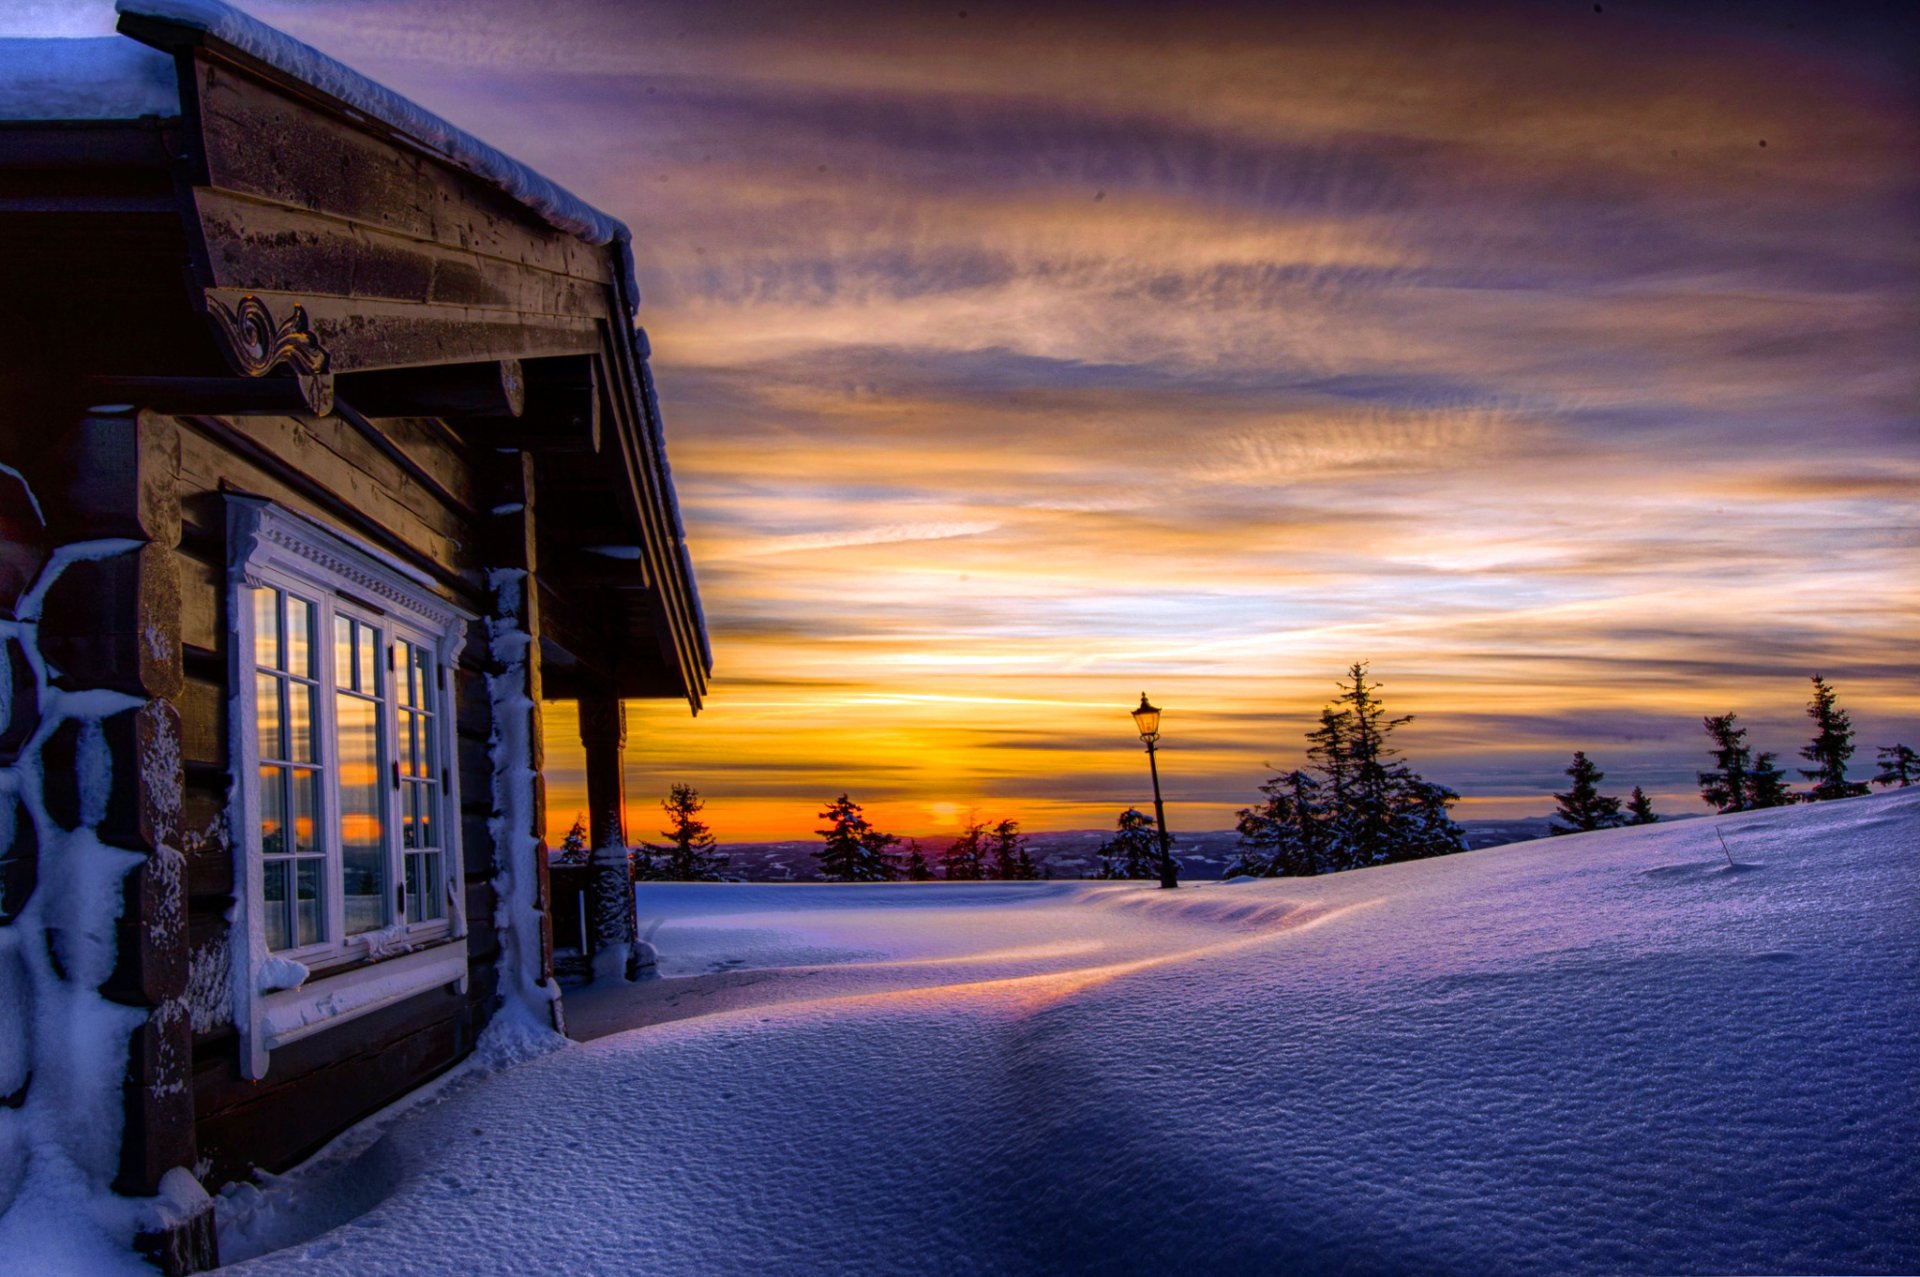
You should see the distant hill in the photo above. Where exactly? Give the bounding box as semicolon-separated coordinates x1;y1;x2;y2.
707;817;1562;882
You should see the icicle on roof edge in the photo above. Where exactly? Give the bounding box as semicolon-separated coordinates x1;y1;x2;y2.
114;0;639;311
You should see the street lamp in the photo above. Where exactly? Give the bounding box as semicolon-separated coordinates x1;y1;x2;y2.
1130;693;1178;889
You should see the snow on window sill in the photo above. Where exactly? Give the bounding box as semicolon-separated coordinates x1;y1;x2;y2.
260;937;468;1054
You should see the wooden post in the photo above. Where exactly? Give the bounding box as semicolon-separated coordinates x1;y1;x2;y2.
578;692;636;981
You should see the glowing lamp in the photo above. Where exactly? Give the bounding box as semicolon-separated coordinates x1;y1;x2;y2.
1130;692;1162;741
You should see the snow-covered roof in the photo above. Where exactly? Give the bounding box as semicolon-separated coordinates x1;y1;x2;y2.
0;36;176;120
117;0;642;311
116;0;631;257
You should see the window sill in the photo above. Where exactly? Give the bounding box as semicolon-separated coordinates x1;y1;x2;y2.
259;938;469;1054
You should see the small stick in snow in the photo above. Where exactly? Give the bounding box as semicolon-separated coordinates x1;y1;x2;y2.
1715;826;1736;869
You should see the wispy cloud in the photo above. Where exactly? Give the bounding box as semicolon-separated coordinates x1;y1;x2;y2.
238;0;1920;838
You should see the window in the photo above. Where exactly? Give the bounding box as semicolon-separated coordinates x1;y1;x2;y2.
229;498;473;1079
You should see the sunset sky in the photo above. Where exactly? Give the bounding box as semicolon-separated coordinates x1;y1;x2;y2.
26;0;1919;840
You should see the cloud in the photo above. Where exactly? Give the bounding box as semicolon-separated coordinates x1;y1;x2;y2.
236;0;1920;839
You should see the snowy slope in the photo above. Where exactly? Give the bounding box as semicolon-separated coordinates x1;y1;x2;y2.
202;792;1920;1272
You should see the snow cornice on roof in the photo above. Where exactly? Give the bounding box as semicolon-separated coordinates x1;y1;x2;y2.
114;0;640;310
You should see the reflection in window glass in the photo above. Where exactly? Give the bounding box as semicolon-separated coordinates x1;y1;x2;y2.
253;587;280;671
262;858;289;952
255;584;327;953
287;595;314;678
336;650;386;936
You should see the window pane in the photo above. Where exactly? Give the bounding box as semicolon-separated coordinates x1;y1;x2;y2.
359;633;380;698
336;690;386;935
287;595;315;679
397;642;415;710
296;858;325;947
290;767;319;856
334;614;353;689
405;852;423;923
288;681;315;764
259;765;286;857
405;851;444;924
262;858;290;952
419;782;435;850
252;588;280;671
413;646;434;712
255;673;284;762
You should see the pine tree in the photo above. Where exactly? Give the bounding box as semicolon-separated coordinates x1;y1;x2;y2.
1749;751;1795;809
813;794;901;882
1625;786;1658;824
1798;675;1870;801
1304;664;1463;866
940;821;986;880
1227;769;1327;877
1304;706;1353;866
1095;808;1161;880
1699;714;1755;812
1549;752;1626;835
987;819;1029;880
1875;743;1918;788
642;783;730;881
555;813;590;865
903;841;933;881
1238;665;1463;874
1395;776;1468;859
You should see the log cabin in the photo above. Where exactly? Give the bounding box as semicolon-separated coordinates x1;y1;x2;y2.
0;3;709;1270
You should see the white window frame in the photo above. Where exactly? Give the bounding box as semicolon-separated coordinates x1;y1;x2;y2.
227;497;474;1080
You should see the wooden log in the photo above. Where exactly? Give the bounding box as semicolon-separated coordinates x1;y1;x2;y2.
83;375;330;418
336;359;523;419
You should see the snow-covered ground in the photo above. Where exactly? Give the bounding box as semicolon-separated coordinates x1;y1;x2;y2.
74;793;1920;1271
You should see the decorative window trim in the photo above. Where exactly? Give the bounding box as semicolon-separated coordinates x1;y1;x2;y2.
227;496;475;1080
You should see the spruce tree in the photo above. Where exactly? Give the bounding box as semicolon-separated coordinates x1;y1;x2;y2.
1241;665;1463;874
1699;714;1756;812
1549;752;1626;835
1228;769;1327;877
1095;808;1161;880
555;813;590;865
1304;706;1354;868
643;783;730;881
1799;675;1870;801
940;821;986;880
1390;773;1468;859
1748;751;1795;808
1875;743;1918;788
987;819;1029;880
813;794;900;882
1625;786;1658;824
903;841;933;881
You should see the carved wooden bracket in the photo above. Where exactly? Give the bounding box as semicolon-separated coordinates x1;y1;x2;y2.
205;294;335;416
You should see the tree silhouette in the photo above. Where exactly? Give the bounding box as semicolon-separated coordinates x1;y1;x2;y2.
642;783;729;881
1799;675;1869;801
1549;752;1626;835
1875;744;1918;789
940;821;986;880
1699;713;1792;810
814;794;901;882
1096;809;1162;880
1228;769;1328;877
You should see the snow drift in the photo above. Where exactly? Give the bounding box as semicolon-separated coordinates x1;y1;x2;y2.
126;794;1920;1271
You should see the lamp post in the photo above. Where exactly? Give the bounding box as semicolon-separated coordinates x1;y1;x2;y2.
1130;693;1178;889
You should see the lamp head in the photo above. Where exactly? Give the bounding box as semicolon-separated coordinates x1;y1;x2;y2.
1131;692;1162;741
